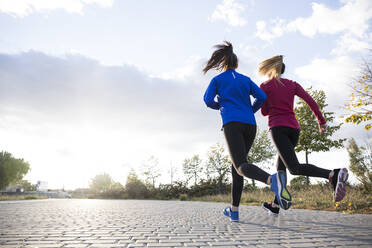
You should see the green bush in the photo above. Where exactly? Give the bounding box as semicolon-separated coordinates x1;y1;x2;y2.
290;176;310;190
188;179;230;197
125;181;149;199
157;181;188;199
24;195;38;200
179;194;188;201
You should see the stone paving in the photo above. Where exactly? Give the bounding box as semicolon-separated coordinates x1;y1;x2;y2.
0;199;371;248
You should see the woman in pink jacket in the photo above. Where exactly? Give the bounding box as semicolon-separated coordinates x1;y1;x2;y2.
259;55;348;216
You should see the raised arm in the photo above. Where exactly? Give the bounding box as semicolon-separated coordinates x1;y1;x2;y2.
295;82;326;125
249;78;267;113
203;78;220;110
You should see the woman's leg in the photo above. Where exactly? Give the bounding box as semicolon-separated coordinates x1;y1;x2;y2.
223;122;272;210
231;164;243;208
224;122;271;185
272;156;286;207
270;126;331;179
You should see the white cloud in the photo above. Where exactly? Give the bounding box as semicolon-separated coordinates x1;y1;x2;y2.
0;0;114;17
294;56;359;109
295;56;358;88
256;19;286;41
0;51;222;189
331;33;371;55
209;0;247;27
256;0;372;42
153;56;204;82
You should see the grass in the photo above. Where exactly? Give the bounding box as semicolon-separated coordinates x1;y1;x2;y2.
0;195;48;201
190;185;372;214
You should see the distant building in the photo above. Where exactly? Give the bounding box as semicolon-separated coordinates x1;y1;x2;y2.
36;181;48;192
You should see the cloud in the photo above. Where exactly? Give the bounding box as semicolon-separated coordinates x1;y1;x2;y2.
256;0;372;42
209;0;247;27
294;55;358;110
0;51;217;137
295;56;358;89
294;55;366;140
331;33;371;55
0;51;224;188
255;19;286;42
153;56;204;81
0;0;114;17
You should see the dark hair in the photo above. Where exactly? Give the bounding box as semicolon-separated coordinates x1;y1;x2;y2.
281;63;285;74
203;41;238;74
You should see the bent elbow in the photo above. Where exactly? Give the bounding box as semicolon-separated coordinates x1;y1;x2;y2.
205;100;213;108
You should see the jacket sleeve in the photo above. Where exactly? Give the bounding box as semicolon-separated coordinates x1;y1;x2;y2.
295;82;326;125
260;84;269;116
250;78;267;113
203;78;220;110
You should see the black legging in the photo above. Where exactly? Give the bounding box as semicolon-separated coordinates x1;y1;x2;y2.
223;122;271;207
270;126;331;178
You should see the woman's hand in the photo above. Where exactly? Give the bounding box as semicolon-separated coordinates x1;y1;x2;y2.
319;123;327;133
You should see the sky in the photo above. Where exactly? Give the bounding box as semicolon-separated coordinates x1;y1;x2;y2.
0;0;371;190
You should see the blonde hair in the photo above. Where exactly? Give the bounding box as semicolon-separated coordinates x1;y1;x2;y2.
258;55;284;80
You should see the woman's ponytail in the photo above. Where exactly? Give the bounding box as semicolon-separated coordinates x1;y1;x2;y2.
258;55;284;79
203;41;238;74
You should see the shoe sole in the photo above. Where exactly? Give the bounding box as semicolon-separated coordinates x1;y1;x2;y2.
276;171;292;210
262;203;279;217
334;168;348;202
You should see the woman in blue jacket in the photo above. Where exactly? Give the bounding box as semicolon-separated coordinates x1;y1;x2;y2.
203;41;292;222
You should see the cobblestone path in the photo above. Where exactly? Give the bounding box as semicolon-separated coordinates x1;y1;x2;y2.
1;199;371;247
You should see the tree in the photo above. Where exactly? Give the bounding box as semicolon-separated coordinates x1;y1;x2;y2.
294;88;345;184
347;138;372;192
247;129;276;187
89;173;113;193
15;180;36;191
0;151;30;190
345;55;372;130
125;169;149;199
206;143;231;193
141;156;161;188
183;155;203;186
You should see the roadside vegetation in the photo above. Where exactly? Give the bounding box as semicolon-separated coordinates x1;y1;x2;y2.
0;195;47;201
191;183;372;214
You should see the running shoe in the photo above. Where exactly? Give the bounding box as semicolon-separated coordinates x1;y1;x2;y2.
329;168;349;202
270;170;292;210
262;202;280;217
223;207;239;222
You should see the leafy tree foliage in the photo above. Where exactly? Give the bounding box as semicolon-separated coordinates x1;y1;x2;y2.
89;173;113;193
247;129;276;187
107;181;125;198
0;151;30;190
183;155;203;186
347;138;372;192
125;169;149;198
15;180;36;191
294;88;345;183
345;56;372;130
206;143;231;192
